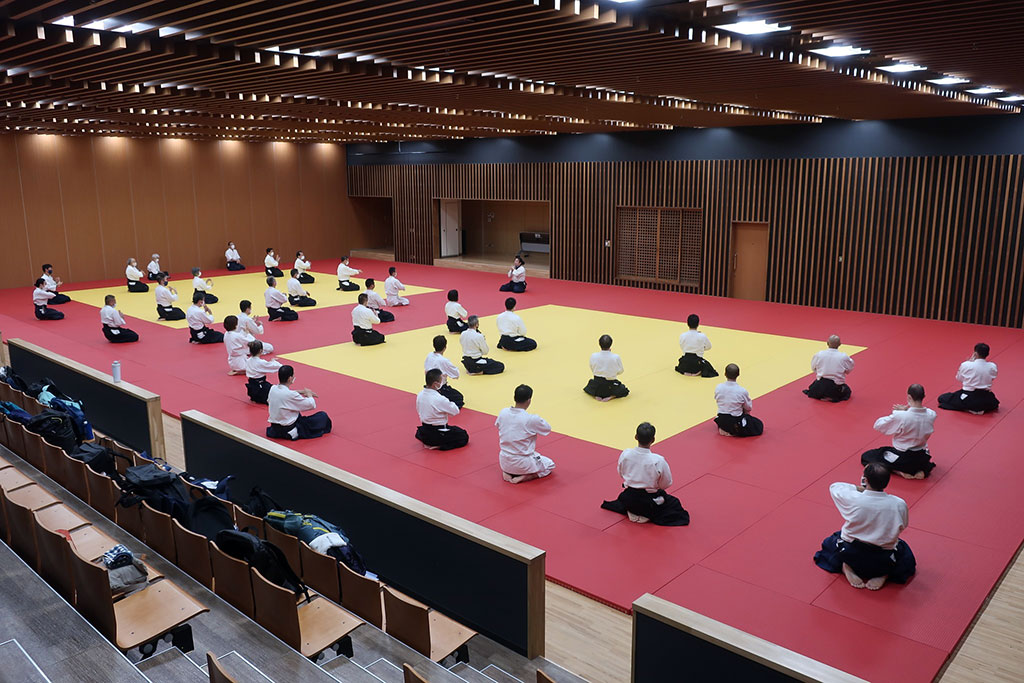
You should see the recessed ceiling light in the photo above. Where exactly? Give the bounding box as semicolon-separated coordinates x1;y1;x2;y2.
927;76;970;85
810;45;869;58
996;95;1023;102
715;19;790;35
878;63;927;73
966;87;1003;95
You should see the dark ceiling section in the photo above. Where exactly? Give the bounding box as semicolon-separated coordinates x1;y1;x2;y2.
0;0;1018;141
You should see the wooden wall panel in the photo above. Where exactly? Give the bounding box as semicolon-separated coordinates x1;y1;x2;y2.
273;142;303;265
18;135;70;284
219;140;256;266
192;141;228;269
248;143;281;260
0;136;33;287
56;137;106;283
160;139;200;271
93;136;137;281
129;139;171;272
348;155;1024;327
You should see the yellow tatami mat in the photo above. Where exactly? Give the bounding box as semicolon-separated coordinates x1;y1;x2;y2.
283;304;866;448
67;271;439;329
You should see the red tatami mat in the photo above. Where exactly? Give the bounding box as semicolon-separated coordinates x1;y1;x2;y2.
3;258;1023;683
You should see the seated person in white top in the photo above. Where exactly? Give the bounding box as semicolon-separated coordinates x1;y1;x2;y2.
460;316;504;375
186;292;224;344
264;247;283;277
264;276;299;321
266;365;332;440
861;384;936;479
237;300;274;354
351;293;385;346
146;253;163;280
225;241;244;271
499;255;527;293
496;384;554;483
426;335;464;408
125;258;149;293
938;343;999;414
154;275;185;320
415;369;469;450
804;335;855;402
714;364;764;437
445;289;469;333
384;266;409;306
191;267;218;304
33;278;64;320
336;256;361;291
675;313;717;377
496;297;537;352
100;295;139;343
583;335;628;400
294;251;314;284
364;279;394;322
814;463;916;590
223;316;250;375
245;341;281;404
40;264;70;304
601;422;689;526
286;269;317;307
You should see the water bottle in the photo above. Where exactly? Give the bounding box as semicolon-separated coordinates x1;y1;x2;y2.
112;360;122;383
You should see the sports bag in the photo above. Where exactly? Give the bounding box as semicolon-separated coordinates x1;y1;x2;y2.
49;398;93;441
117;464;190;524
187;495;235;541
265;510;368;576
215;529;308;599
70;442;131;480
26;409;78;452
241;486;283;518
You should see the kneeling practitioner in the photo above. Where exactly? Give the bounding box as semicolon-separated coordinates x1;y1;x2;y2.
266;365;332;440
265;277;299;321
223;316;249;374
286;269;317;307
813;463;916;590
294;251;314;284
364;279;394;322
186;292;224;344
155;275;185;320
804;335;855;402
675;314;716;377
245;341;280;404
192;268;218;304
601;422;689;525
146;254;163;280
496;385;554;483
264;248;283;277
499;255;527;293
445;289;469;333
938;343;999;414
415;369;468;450
384;266;409;306
460;316;504;375
861;384;936;479
714;364;764;437
237;300;274;354
40;264;70;304
496;297;537;351
100;295;139;343
225;241;244;270
125;258;149;292
583;335;628;400
425;335;464;408
351;293;385;346
336;256;361;291
33;279;64;320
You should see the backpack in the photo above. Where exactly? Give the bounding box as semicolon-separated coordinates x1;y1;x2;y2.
0;401;32;425
26;410;78;452
187;496;235;541
37;383;77;408
70;442;131;480
1;367;28;393
241;486;283;518
49;398;93;441
26;378;59;399
215;529;308;600
265;511;368;576
117;464;190;525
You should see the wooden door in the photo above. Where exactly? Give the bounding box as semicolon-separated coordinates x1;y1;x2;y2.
439;199;462;257
729;222;769;301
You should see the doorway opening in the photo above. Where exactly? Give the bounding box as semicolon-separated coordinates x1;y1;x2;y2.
729;222;769;301
435;199;550;276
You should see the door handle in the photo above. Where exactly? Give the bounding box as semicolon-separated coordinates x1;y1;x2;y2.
733;253;737;271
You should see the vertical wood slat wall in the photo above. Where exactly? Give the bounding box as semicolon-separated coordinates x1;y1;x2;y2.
349;155;1024;327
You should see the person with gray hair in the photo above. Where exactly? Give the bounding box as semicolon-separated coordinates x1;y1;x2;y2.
146;253;163;280
459;315;504;374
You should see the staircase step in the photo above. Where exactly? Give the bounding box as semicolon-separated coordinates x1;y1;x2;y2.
322;655;394;683
450;661;500;682
136;647;206;681
204;652;279;683
0;641;48;683
365;658;405;683
478;665;525;683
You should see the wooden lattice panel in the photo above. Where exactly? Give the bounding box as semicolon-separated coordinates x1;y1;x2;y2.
615;207;702;286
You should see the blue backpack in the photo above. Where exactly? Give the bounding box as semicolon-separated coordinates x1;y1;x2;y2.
0;401;32;424
50;398;93;441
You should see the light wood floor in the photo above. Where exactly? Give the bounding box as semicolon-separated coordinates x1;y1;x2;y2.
161;413;1024;682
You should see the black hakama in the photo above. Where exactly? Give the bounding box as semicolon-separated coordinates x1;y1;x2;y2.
265;266;284;277
298;272;315;284
497;335;537;352
127;280;150;293
266;412;332;440
336;280;360;291
352;327;385;346
189;327;224;344
714;413;764;437
674;353;718;377
103;325;139;343
227;262;245;271
462;356;505;375
803;378;851;402
601;487;690;526
147;271;162;281
157;305;186;321
288;294;317;307
374;309;395;322
34;305;64;321
447;317;469;333
438;383;465;409
861;447;934;478
267;306;299;321
499;281;526;293
194;290;218;304
415;423;469;451
814;531;916;583
48;293;71;305
937;388;999;414
246;377;272;404
583;376;629;399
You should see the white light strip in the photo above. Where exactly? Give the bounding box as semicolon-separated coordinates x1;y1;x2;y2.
715;19;789;35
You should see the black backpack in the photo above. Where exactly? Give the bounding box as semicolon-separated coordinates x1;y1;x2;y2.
215;529;308;600
1;367;29;393
187;496;235;541
117;464;190;525
26;410;78;452
241;486;283;518
70;442;131;480
26;377;59;399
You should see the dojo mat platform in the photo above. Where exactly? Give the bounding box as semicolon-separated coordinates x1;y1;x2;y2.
3;257;1024;683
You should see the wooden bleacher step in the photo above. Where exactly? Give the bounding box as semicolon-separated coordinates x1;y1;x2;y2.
449;661;503;683
476;664;526;683
135;646;207;682
0;640;50;683
364;658;405;683
203;651;279;683
321;654;396;683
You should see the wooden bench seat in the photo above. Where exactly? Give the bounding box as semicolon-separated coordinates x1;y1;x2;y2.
382;585;476;663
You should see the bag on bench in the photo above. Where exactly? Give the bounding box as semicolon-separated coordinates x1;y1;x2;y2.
117;464;190;525
216;529;309;600
70;442;131;480
0;367;29;393
241;486;283;518
26;409;78;452
187;495;235;541
0;400;32;424
49;398;93;441
265;510;369;576
26;378;60;400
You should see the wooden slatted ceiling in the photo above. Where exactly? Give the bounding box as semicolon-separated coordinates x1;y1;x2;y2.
0;1;1019;141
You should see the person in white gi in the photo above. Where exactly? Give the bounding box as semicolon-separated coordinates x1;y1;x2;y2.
938;343;999;414
266;365;331;440
146;254;163;280
351;293;385;346
264;248;283;277
425;335;464;407
286;269;317;307
223;316;250;374
384;266;409;306
100;294;139;343
33;279;64;320
264;276;298;321
237;300;274;354
861;384;936;479
583;335;628;400
496;297;536;351
445;289;469;333
245;340;281;404
225;242;244;270
814;463;916;590
155;275;185;320
601;422;689;525
191;267;218;304
499;255;527;293
364;278;394;322
294;251;314;284
336;256;361;291
804;335;855;402
714;364;764;437
496;384;554;483
460;316;504;375
186;292;224;344
40;264;70;304
414;369;468;450
675;313;716;377
125;258;149;293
